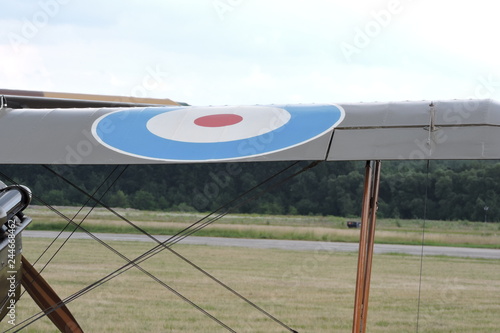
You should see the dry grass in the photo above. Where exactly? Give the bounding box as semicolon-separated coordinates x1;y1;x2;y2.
1;237;499;332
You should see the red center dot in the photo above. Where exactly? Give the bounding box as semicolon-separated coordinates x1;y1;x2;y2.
194;114;243;127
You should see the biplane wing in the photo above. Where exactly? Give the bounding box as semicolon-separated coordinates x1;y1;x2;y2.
1;90;500;164
1;90;500;333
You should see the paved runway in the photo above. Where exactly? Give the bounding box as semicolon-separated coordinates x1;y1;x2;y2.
24;231;500;259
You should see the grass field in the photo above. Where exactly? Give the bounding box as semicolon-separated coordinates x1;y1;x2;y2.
24;206;500;248
1;237;499;332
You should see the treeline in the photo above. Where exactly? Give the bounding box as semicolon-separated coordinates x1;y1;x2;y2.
1;160;500;222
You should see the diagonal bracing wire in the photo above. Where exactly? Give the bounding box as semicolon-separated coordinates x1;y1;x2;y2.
0;166;125;314
21;165;126;297
163;161;322;248
0;168;237;333
43;162;301;250
32;165;126;267
0;166;123;278
6;161;319;333
42;162;312;332
4;197;237;332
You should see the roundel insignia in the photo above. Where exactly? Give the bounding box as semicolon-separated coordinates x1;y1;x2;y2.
91;104;345;161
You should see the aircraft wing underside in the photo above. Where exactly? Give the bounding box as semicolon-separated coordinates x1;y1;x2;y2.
1;99;499;164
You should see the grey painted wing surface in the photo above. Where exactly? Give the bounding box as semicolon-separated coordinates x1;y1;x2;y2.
0;104;343;164
0;99;499;164
329;99;500;161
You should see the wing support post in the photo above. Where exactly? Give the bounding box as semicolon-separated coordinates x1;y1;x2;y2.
352;160;381;333
21;256;84;333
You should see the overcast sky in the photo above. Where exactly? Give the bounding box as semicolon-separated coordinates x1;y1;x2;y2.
1;0;500;106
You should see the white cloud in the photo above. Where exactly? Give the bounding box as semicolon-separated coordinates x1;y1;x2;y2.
1;0;500;105
0;45;53;89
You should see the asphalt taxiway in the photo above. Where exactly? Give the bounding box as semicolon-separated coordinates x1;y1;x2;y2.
24;231;500;259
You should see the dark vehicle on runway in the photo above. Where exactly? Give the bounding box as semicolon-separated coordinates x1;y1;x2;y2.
347;221;361;228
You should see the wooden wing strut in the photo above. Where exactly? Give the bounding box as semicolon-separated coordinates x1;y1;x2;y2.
21;256;83;333
352;160;381;333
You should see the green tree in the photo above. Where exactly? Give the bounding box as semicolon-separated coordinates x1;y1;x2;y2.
132;190;157;210
107;190;129;208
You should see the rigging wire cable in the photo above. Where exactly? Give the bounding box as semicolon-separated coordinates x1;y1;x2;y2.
415;160;430;332
7;218;238;333
43;162;301;250
0;169;237;333
3;161;318;333
41;162;313;332
0;165;126;314
19;165;126;299
4;197;238;333
32;165;126;267
166;161;322;248
40;162;317;332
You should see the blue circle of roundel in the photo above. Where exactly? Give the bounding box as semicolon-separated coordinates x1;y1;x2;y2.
93;105;344;161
